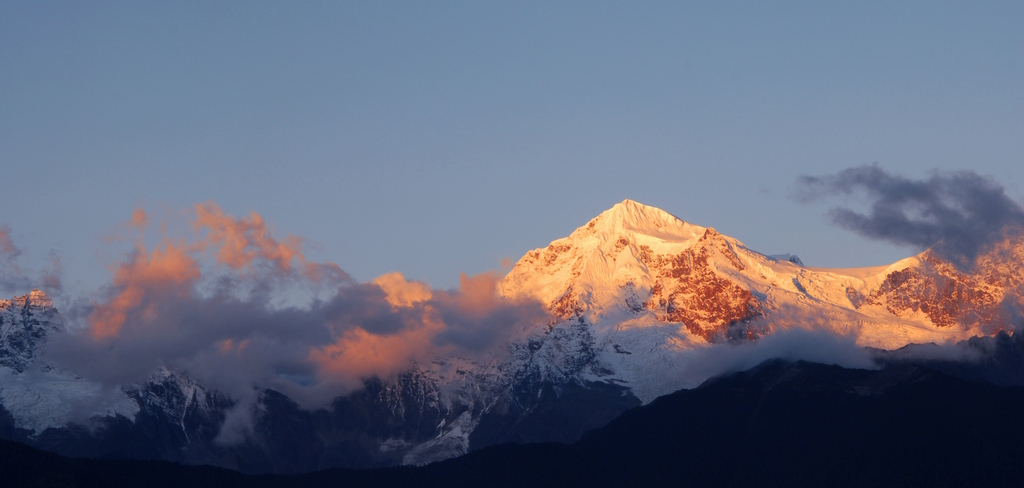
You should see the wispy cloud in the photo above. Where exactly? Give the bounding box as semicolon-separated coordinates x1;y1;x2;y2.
0;224;30;294
0;224;62;295
796;164;1024;266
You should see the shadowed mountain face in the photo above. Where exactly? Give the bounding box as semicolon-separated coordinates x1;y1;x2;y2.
877;330;1024;387
5;359;1024;487
565;360;1024;486
407;360;1024;488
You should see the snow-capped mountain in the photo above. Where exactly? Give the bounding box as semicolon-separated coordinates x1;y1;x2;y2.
496;199;1022;401
2;199;1022;473
0;291;480;471
0;290;64;373
0;291;140;435
504;199;1020;344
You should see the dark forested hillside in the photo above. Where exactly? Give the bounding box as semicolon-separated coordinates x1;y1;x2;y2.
5;360;1024;487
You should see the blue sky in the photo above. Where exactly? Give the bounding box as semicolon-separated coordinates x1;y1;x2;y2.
2;1;1022;294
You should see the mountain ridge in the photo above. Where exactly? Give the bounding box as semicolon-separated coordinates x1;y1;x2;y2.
2;199;1023;472
503;199;1022;349
5;358;1024;487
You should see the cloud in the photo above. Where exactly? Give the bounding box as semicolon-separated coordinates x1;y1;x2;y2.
372;272;433;307
307;271;548;398
430;272;548;352
0;225;21;259
39;251;64;293
130;207;148;231
0;225;65;297
876;340;985;364
87;238;201;338
193;202;303;273
796;164;1024;265
0;225;34;295
674;329;878;388
43;203;550;428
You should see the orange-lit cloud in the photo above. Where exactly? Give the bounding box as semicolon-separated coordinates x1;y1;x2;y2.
309;273;439;389
216;338;250;356
57;204;548;418
0;224;20;258
301;261;350;285
451;272;501;316
88;239;200;338
372;272;433;307
130;207;148;231
88;203;353;339
309;315;443;390
307;271;549;390
193;202;304;272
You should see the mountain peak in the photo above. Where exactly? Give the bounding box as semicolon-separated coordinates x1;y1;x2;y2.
0;289;53;310
27;289;52;307
603;199;682;226
501;200;717;322
577;200;702;241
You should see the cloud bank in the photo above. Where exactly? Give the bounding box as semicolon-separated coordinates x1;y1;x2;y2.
44;203;549;414
674;328;878;389
797;164;1024;265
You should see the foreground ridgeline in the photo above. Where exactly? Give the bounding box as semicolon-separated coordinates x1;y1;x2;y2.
4;359;1024;487
2;200;1023;475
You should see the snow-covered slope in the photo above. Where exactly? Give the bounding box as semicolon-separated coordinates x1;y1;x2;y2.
498;199;1023;400
0;290;140;432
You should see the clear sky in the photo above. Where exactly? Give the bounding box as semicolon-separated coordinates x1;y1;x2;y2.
2;1;1022;296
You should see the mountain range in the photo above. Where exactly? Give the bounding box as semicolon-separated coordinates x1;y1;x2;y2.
2;199;1022;474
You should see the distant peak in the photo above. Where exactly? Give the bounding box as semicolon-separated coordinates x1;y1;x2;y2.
769;253;804;266
616;198;642;207
2;289;54;309
602;199;684;225
582;200;696;238
603;199;660;217
609;199;663;214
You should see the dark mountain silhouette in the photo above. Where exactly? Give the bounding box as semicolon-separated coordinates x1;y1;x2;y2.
5;359;1024;487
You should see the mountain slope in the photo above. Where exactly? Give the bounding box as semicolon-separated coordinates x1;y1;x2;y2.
499;199;1024;399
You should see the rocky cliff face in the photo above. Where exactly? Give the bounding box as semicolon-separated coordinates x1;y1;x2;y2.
867;233;1024;332
640;228;764;341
